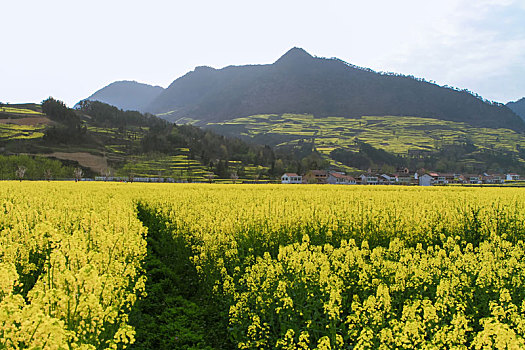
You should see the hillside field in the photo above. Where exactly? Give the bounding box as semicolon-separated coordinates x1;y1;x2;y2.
0;105;213;180
209;114;525;154
2;182;525;349
0;102;276;181
208;114;525;173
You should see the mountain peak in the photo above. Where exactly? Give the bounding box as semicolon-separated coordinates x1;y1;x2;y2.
194;65;216;72
507;97;525;122
275;47;314;64
81;80;164;113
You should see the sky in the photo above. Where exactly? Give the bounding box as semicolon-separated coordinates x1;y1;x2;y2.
1;0;524;107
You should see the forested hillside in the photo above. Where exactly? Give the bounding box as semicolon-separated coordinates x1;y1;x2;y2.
140;48;524;131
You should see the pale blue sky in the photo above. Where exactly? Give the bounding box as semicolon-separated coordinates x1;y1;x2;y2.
1;0;524;106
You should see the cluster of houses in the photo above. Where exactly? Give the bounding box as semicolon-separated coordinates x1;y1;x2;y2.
281;169;521;186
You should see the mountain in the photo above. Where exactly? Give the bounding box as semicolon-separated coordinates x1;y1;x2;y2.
507;98;525;121
146;47;524;131
81;81;164;113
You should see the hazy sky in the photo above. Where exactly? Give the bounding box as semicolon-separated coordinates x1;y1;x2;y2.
2;0;524;106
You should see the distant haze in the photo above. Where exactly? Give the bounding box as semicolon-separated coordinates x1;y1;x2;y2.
1;0;524;106
82;81;163;113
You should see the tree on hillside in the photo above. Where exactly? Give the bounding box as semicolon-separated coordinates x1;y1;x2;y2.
205;172;215;183
44;169;52;181
102;168;113;181
42;97;81;126
16;166;26;182
230;171;239;184
74;167;83;182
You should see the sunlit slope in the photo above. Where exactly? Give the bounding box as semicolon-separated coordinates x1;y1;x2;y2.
116;150;209;179
209;114;525;155
0;104;49;141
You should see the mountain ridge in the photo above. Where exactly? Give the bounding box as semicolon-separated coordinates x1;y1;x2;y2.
82;48;525;132
81;80;164;113
507;98;525;122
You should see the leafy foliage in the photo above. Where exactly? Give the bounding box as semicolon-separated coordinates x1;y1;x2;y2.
77;100;166;129
42;97;81;127
0;154;74;180
331;141;405;170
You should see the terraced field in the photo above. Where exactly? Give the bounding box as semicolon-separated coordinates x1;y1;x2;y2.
0;105;44;116
0;105;49;141
116;150;209;180
0;123;46;140
209;114;525;155
0;103;272;181
114;152;273;182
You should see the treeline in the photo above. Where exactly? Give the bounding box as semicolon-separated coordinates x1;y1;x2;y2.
331;141;405;171
412;144;524;174
0;155;74;180
41;97;90;144
42;98;81;126
331;141;525;174
76;100;166;130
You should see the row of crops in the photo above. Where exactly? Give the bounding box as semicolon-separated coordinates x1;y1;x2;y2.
1;183;525;348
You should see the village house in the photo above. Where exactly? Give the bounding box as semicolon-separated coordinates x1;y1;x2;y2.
506;173;520;181
483;173;505;184
419;173;434;186
460;174;482;184
428;172;439;181
359;173;379;185
434;173;457;185
396;174;415;185
380;174;397;185
327;172;356;185
394;168;416;185
304;170;329;184
282;169;520;186
281;173;302;184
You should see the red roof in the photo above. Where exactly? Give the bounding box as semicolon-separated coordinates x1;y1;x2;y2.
283;173;299;177
330;172;355;180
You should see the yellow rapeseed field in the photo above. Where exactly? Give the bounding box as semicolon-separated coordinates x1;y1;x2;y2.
1;182;524;349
